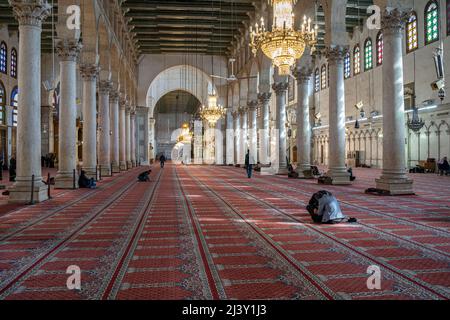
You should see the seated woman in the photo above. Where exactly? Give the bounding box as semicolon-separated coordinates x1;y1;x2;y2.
138;170;151;182
306;190;353;224
438;157;450;176
78;170;96;189
288;164;299;178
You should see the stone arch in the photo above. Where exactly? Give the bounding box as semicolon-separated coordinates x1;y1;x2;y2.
248;59;260;102
239;72;248;107
146;65;217;118
97;15;110;81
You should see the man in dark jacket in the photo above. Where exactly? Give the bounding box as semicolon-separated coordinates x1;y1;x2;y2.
160;154;166;168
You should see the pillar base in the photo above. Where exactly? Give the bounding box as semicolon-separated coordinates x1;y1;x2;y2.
83;167;97;179
8;179;49;204
120;161;127;171
127;161;133;169
296;165;314;179
375;176;414;195
274;167;289;175
131;160;137;167
112;163;120;173
325;169;352;185
55;172;78;189
100;165;112;177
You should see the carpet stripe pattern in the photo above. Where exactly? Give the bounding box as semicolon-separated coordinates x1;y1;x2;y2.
0;164;448;300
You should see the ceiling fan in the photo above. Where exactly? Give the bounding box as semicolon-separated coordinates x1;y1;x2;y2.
211;58;257;83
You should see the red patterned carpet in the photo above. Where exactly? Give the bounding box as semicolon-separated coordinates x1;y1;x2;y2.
0;164;449;300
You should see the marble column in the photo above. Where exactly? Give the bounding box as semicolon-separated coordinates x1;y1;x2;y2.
119;98;127;170
273;82;289;174
248;100;258;164
233;111;240;165
148;117;155;164
97;81;112;176
325;47;351;184
131;111;137;166
8;0;51;203
258;92;271;165
110;91;120;173
225;109;234;165
80;64;99;177
294;67;313;177
125;107;132;169
376;9;414;194
55;39;82;189
240;107;248;164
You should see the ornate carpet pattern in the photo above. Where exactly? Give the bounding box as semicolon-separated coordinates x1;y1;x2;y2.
0;164;449;300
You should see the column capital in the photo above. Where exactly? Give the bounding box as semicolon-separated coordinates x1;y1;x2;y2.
9;0;51;28
79;64;99;81
55;39;82;62
238;107;247;115
232;110;239;118
325;46;347;65
149;117;156;125
258;92;272;104
247;100;258;111
109;90;120;103
382;8;409;35
293;66;313;83
98;80;113;95
272;82;289;94
120;97;128;109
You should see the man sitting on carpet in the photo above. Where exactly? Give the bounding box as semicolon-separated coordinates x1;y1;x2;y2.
438;156;450;176
78;170;96;189
306;190;355;224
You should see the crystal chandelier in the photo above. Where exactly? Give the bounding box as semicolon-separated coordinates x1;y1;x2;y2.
199;94;226;127
250;0;317;75
407;106;425;132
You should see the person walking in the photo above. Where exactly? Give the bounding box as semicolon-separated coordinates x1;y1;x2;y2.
245;149;254;178
160;154;166;168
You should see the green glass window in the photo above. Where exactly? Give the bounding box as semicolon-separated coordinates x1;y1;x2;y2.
425;1;439;44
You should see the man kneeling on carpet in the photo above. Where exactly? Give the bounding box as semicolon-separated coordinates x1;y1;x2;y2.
138;169;152;182
306;190;357;224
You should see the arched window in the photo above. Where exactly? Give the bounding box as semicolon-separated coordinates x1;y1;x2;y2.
321;64;327;89
314;68;320;92
354;45;361;75
447;0;450;35
406;12;419;52
11;87;18;127
344;51;351;79
11;48;17;78
376;32;383;66
0;42;7;74
0;81;6;125
364;38;373;71
425;0;439;45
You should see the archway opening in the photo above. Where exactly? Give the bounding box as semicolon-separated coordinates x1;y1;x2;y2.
154;90;201;160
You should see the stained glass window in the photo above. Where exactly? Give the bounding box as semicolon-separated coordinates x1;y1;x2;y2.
321;64;327;89
0;42;7;74
425;1;439;44
344;51;351;79
376;32;383;66
354;45;361;75
314;68;320;92
0;81;5;125
406;13;418;52
364;38;373;71
447;0;450;35
11;87;18;127
11;48;17;78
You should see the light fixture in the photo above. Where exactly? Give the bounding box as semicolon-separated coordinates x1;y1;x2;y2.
250;0;317;75
199;94;226;127
407;106;425;132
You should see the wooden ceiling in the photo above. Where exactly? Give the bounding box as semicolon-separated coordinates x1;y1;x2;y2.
0;0;375;56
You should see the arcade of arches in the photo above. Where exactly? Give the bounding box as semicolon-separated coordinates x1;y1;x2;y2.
0;0;449;300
